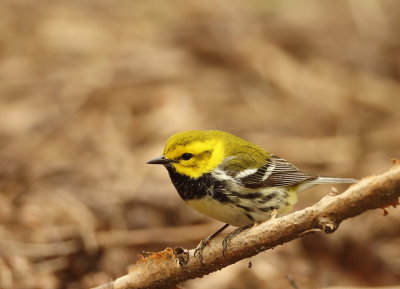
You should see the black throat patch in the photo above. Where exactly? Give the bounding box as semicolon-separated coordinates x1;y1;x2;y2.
165;165;231;202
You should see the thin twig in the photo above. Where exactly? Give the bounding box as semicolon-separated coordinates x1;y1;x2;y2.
92;161;400;289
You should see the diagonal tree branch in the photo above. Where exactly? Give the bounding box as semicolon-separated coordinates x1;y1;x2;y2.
92;161;400;289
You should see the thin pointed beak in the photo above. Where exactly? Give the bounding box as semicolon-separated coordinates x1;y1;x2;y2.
147;156;175;165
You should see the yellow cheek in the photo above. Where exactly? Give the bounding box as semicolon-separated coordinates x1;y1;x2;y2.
172;157;214;178
170;140;225;178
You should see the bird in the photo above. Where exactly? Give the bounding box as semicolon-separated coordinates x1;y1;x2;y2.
147;130;356;262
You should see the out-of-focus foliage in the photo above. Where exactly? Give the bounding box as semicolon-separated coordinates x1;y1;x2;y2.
0;1;399;288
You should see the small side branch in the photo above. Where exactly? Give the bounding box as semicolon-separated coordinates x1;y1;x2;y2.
93;161;400;289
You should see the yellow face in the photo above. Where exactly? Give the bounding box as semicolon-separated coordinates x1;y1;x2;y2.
154;129;269;178
163;134;226;178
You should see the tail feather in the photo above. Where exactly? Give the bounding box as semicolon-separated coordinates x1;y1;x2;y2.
310;177;358;185
296;176;357;192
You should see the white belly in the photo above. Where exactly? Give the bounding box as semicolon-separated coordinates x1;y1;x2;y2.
186;197;252;227
185;188;298;227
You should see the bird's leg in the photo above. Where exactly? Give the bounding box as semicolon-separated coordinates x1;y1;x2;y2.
222;223;254;256
222;211;279;256
194;223;230;265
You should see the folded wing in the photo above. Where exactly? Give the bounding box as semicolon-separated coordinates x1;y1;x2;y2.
239;155;317;189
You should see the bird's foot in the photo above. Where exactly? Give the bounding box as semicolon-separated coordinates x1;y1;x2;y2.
222;223;253;256
193;239;208;265
194;223;230;265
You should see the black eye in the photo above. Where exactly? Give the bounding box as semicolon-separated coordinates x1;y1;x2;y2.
181;153;193;160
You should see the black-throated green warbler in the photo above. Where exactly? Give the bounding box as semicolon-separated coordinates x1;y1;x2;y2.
148;130;356;258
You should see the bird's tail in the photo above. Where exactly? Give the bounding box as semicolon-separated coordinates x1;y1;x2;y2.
297;176;357;192
311;177;358;185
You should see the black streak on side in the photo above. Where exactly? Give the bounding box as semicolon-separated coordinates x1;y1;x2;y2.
258;205;279;212
166;165;233;202
257;192;277;204
236;204;254;212
245;213;255;222
229;191;263;199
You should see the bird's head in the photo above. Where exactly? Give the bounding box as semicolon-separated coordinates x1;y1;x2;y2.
147;130;227;178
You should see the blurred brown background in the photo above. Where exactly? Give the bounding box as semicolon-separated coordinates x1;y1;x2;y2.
0;0;400;288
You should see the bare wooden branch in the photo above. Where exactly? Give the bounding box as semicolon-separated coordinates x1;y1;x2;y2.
92;161;400;289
